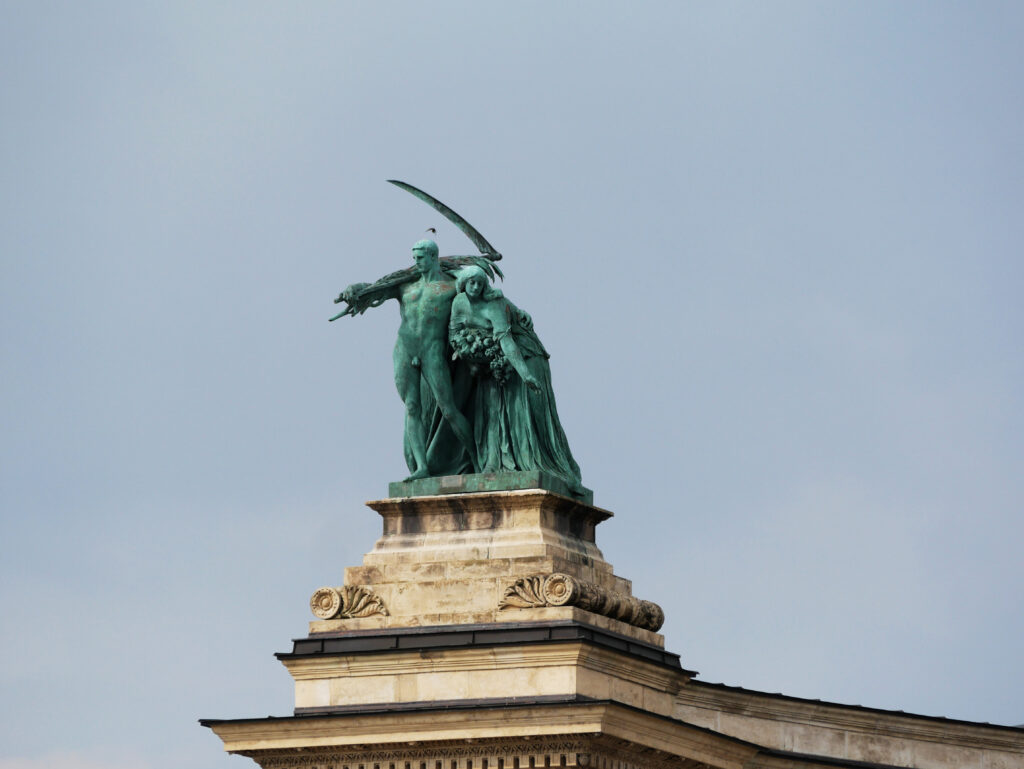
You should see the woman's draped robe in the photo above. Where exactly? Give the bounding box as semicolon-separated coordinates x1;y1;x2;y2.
449;299;584;497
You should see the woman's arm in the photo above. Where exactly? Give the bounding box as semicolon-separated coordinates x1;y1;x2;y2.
490;303;541;391
449;294;470;331
502;298;533;330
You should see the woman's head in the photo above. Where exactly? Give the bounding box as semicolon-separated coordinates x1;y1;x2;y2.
456;265;500;300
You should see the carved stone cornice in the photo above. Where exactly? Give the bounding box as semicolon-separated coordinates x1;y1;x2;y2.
237;734;710;769
499;574;664;633
311;586;390;620
240;737;591;769
203;701;755;768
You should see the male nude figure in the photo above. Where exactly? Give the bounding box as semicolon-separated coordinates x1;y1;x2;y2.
340;240;478;480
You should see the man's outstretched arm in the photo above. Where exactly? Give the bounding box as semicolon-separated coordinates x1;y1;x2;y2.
330;266;416;321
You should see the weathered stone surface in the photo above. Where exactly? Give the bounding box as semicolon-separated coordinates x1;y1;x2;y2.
369;490;609;553
341;565;385;584
845;732;914;766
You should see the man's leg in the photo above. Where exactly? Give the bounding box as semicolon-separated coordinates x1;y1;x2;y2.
394;342;429;480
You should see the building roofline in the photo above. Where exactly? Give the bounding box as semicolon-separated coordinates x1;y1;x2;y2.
688;679;1024;733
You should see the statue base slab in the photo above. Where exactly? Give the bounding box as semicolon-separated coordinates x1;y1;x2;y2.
388;470;593;506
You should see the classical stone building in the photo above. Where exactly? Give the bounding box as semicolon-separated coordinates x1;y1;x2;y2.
202;480;1024;769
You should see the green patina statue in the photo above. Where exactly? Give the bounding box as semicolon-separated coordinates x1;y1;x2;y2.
338;239;478;480
332;181;584;498
450;266;584;497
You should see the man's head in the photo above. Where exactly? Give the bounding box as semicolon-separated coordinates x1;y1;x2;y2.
411;239;439;274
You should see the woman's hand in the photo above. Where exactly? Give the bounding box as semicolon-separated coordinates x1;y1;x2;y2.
522;372;542;392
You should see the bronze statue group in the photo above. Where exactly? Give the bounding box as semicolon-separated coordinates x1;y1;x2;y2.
335;237;584;497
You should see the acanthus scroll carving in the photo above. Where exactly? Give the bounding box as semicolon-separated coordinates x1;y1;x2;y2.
310;585;389;619
499;573;664;632
498;576;547;608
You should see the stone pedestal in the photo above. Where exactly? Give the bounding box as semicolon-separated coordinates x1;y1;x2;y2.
311;489;659;638
203;487;778;769
285;489;677;715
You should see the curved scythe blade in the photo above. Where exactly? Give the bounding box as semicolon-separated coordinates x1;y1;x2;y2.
387;180;502;261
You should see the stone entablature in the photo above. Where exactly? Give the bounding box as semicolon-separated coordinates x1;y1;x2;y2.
279;621;690;717
233;737;701;769
236;739;609;769
203;701;758;769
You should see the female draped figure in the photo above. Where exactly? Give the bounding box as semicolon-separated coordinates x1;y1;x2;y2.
449;265;584;497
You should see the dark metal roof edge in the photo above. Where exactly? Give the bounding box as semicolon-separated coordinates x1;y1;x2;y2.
689;680;1024;733
302;618;647;643
295;693;599;716
276;620;692;675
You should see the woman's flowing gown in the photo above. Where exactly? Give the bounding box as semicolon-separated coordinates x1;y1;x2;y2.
451;300;584;496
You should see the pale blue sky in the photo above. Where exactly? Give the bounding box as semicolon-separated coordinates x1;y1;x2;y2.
2;3;1022;768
